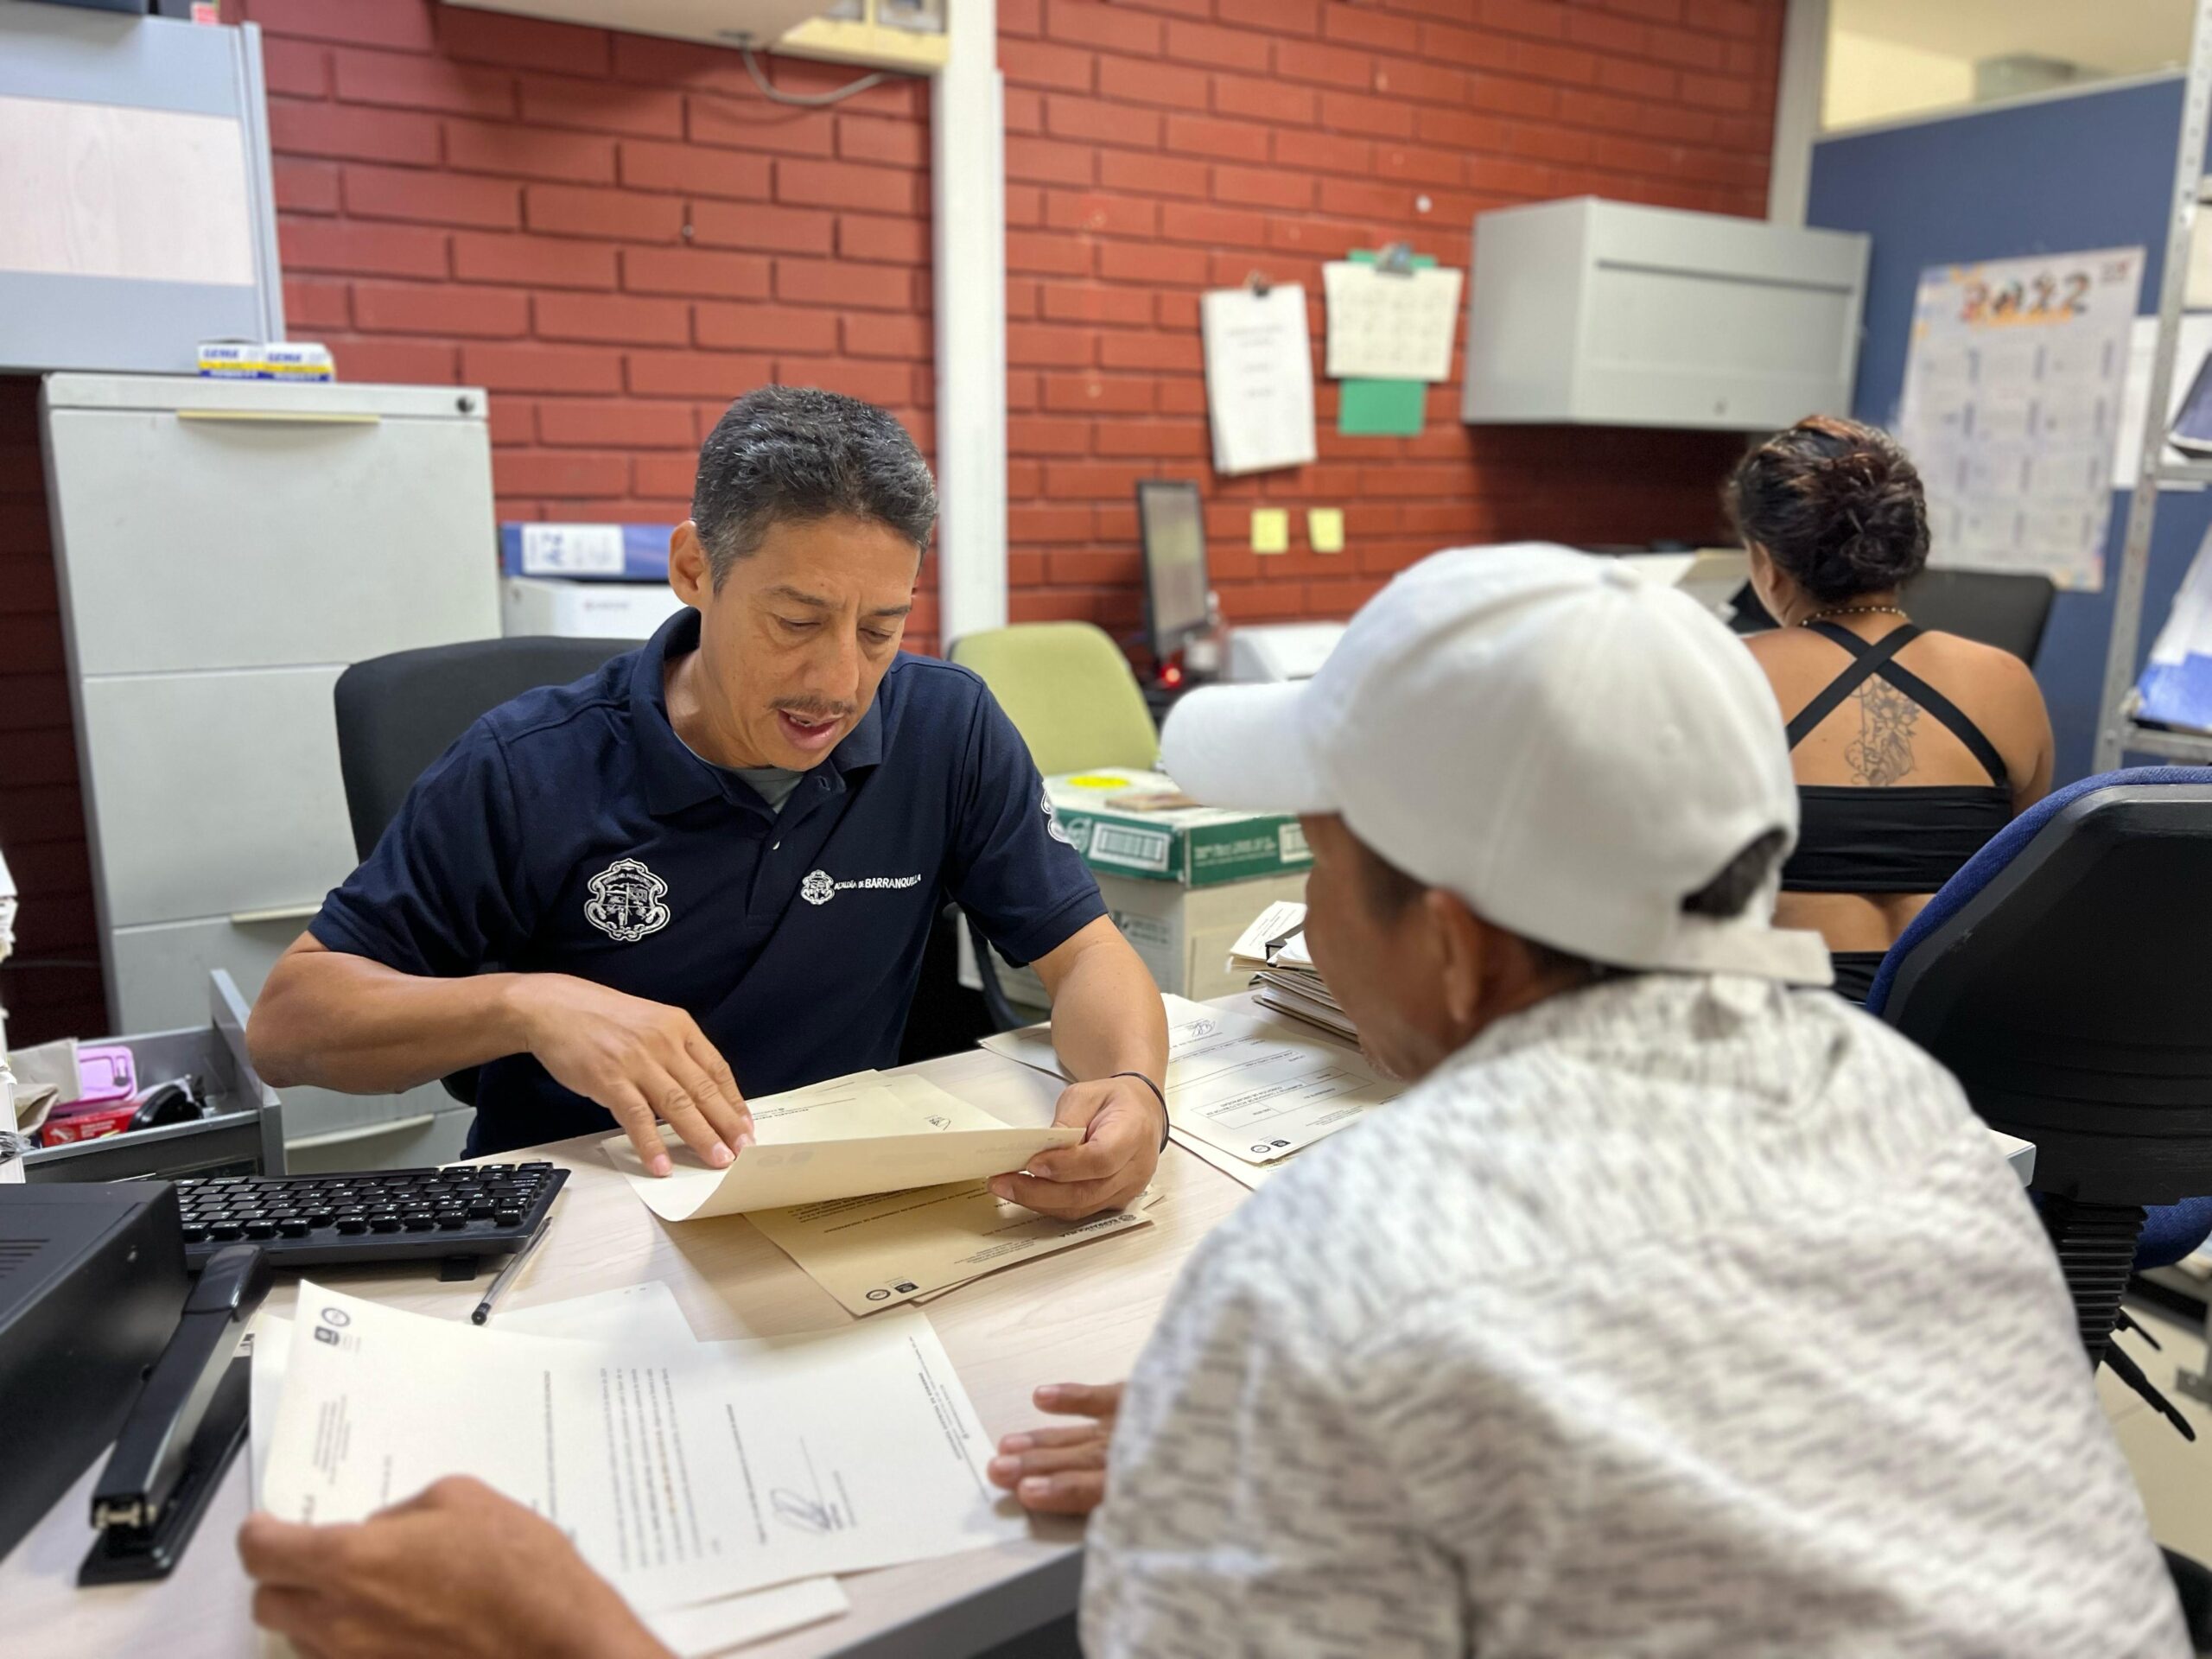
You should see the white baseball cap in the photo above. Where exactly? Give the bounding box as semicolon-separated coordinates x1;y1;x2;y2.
1160;543;1832;985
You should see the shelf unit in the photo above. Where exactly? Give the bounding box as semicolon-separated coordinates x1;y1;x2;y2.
2095;0;2212;769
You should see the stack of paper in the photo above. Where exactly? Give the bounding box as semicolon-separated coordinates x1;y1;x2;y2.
981;993;1402;1192
255;1282;1020;1655
1227;901;1356;1041
602;1071;1157;1317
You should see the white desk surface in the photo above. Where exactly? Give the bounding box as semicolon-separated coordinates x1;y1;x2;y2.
1;997;2039;1658
3;1037;1261;1659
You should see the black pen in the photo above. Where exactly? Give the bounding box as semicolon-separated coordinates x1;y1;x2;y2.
473;1213;554;1325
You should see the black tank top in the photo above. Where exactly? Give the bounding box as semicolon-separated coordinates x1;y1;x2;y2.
1778;621;2015;894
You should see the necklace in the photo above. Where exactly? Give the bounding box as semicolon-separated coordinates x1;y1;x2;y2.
1797;604;1907;628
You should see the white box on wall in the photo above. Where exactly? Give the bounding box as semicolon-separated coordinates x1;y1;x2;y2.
1460;196;1870;431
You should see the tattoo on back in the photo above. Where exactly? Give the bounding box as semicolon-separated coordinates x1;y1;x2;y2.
1847;680;1919;786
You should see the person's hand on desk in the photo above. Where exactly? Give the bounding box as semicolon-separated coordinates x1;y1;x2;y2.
512;976;753;1178
988;1075;1162;1219
988;1382;1122;1516
238;1476;669;1659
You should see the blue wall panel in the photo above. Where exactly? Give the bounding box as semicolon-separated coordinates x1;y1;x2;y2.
1808;78;2203;781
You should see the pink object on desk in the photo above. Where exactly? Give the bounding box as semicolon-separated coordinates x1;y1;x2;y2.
71;1046;136;1108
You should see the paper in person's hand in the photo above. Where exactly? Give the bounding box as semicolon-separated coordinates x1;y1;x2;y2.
600;1071;1078;1221
260;1286;1019;1613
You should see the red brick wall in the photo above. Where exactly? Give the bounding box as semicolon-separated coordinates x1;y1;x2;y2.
0;0;1782;1044
238;0;943;637
0;378;106;1047
1001;0;1782;632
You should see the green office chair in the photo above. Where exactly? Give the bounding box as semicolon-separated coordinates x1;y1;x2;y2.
947;622;1160;774
932;622;1159;1033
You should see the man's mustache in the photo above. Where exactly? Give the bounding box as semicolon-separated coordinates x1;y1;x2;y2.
772;699;858;720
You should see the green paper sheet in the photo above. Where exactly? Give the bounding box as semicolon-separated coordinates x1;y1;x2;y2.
1339;378;1427;436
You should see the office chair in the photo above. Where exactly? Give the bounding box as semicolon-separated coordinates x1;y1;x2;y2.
1866;768;2212;1651
1899;569;2056;664
942;623;1160;1033
947;621;1160;776
332;636;642;1102
1728;569;2056;664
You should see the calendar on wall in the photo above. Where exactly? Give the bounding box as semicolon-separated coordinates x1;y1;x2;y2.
1895;246;2145;591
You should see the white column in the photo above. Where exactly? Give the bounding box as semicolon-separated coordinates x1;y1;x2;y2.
1766;0;1828;226
931;0;1008;644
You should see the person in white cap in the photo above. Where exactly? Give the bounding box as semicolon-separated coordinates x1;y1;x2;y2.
998;544;2184;1657
228;545;2184;1659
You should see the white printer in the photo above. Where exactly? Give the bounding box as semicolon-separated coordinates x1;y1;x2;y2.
500;524;687;639
1224;621;1349;683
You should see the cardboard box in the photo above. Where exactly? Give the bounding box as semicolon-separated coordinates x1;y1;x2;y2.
971;868;1307;1007
1045;771;1311;888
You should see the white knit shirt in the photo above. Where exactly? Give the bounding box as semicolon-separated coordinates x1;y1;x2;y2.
1083;974;2186;1658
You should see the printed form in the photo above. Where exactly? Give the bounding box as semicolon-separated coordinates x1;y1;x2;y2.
251;1284;847;1658
982;995;1402;1169
260;1287;1020;1615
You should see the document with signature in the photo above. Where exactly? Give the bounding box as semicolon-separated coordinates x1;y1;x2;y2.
251;1283;849;1657
602;1071;1079;1221
983;994;1401;1167
261;1285;1018;1614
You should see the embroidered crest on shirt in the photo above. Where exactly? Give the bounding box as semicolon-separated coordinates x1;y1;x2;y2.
584;857;671;942
1043;792;1075;847
801;868;923;906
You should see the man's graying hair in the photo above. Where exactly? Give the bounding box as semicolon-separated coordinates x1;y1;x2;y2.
692;386;938;586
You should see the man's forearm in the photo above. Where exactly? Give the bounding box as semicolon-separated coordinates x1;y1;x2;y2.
248;944;535;1093
1044;926;1169;1086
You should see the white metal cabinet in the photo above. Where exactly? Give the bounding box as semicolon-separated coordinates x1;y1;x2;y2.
1461;197;1871;430
42;373;501;1147
43;378;498;674
79;667;353;926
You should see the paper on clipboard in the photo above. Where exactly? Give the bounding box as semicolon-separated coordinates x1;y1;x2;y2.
1323;261;1463;381
601;1073;1079;1221
1201;283;1318;476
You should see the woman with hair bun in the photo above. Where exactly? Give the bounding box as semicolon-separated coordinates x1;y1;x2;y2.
1730;415;2055;1004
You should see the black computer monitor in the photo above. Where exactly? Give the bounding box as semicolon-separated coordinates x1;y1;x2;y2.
1136;480;1208;663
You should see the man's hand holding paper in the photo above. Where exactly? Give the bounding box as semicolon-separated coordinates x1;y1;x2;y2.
600;1074;1081;1221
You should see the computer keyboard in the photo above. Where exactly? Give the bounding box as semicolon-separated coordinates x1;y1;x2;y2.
174;1162;566;1272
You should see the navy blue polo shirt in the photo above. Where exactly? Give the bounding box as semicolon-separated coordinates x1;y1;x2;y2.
308;609;1107;1154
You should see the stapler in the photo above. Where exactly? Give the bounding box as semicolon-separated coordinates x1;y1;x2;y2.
79;1242;270;1584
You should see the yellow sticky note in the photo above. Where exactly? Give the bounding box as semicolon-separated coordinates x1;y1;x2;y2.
1307;508;1344;554
1251;509;1289;555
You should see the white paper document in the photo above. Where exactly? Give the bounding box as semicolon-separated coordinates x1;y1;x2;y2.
1228;899;1313;973
982;994;1400;1167
251;1284;849;1657
1323;261;1464;381
602;1073;1078;1221
1200;283;1318;476
262;1286;1018;1616
2113;312;2212;488
1162;1001;1397;1164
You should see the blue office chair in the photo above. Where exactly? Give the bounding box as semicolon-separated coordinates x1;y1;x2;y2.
1869;767;2212;1336
1867;768;2212;1648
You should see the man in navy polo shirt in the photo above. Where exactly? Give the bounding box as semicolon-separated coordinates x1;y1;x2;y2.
249;387;1169;1218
